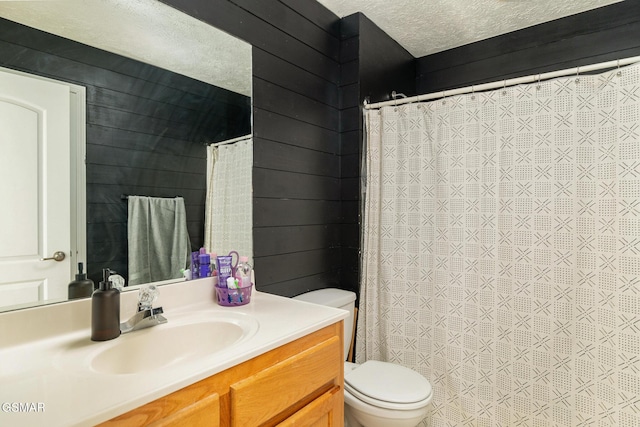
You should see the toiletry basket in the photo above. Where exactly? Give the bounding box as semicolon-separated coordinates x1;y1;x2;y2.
214;283;253;306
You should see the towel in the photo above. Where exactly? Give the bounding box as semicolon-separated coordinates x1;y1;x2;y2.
127;196;191;286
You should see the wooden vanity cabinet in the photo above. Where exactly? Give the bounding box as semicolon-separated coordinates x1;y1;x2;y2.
100;322;344;427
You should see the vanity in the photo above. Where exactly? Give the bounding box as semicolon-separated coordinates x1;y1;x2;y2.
0;278;347;426
0;4;346;425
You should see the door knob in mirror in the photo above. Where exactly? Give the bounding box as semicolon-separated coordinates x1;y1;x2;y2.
41;251;66;262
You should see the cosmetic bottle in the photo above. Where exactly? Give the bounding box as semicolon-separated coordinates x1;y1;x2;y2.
217;255;233;284
68;262;94;300
190;251;200;279
235;256;252;288
199;248;211;277
210;253;218;285
91;269;120;341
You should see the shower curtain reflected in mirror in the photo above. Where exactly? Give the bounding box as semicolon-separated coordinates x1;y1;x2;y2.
205;136;253;263
358;64;640;426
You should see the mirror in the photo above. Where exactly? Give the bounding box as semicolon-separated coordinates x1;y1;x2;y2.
0;0;252;312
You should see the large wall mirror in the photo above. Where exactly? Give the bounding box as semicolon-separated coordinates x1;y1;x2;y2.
0;0;252;313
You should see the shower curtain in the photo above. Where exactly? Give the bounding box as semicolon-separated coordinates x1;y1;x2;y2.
205;136;253;262
358;64;640;426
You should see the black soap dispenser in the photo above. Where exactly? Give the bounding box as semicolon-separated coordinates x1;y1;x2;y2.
91;269;120;341
68;262;94;300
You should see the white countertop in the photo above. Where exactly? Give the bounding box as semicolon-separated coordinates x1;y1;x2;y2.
0;278;347;426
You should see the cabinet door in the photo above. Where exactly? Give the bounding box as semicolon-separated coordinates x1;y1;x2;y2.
276;386;343;427
230;336;341;426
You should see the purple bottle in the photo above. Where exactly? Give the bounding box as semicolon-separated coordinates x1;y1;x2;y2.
198;248;211;278
191;251;200;279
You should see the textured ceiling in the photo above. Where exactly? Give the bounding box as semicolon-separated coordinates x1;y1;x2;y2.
1;0;625;93
0;0;252;96
316;0;624;57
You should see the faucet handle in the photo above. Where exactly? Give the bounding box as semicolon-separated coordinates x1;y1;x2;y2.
138;284;159;311
109;273;125;291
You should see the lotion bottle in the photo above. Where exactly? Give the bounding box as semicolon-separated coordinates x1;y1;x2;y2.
91;269;120;341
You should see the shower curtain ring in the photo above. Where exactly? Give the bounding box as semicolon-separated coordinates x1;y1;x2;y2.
575;67;580;83
502;80;507;95
471;85;475;100
617;59;622;77
442;91;446;105
536;74;541;90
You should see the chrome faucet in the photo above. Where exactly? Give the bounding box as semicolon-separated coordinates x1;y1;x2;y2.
120;284;167;334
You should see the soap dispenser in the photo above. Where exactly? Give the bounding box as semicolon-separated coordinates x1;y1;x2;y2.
68;262;94;300
91;269;120;341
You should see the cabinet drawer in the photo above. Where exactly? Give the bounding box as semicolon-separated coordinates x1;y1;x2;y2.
149;393;219;427
100;391;219;427
277;386;342;427
230;336;341;426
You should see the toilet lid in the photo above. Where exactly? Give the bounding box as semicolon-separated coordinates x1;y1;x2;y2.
344;360;432;410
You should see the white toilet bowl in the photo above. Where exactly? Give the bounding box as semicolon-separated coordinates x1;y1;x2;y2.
292;289;433;427
343;361;432;427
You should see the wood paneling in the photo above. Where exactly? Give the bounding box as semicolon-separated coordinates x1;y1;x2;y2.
253;199;342;228
253;108;339;155
254;139;340;177
416;2;640;94
358;15;415;103
254;225;341;257
5;0;634;301
338;13;415;296
0;17;250;284
160;0;343;297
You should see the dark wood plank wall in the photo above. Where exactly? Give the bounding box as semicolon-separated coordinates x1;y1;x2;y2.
161;0;345;296
339;13;416;298
338;16;361;296
0;18;250;284
416;2;640;94
6;0;633;298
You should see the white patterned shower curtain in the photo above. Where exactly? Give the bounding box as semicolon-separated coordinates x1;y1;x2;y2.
357;64;640;426
205;136;253;262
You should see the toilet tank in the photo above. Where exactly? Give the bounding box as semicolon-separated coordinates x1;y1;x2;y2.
292;288;356;360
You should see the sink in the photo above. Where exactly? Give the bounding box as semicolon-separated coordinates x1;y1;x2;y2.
56;311;259;375
93;320;245;374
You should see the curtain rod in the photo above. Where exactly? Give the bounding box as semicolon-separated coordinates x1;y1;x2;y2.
207;134;252;147
364;56;640;110
121;194;181;200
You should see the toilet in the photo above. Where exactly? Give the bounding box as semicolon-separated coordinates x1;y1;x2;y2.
293;288;432;427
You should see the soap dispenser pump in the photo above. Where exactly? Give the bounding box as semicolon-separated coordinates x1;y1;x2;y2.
91;269;120;341
68;262;94;300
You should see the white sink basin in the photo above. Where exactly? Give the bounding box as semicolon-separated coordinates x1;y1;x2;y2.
55;311;259;375
93;320;244;374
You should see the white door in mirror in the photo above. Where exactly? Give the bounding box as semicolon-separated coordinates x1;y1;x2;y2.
0;69;71;309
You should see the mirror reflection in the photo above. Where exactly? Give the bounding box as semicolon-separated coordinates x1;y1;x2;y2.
0;0;252;312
